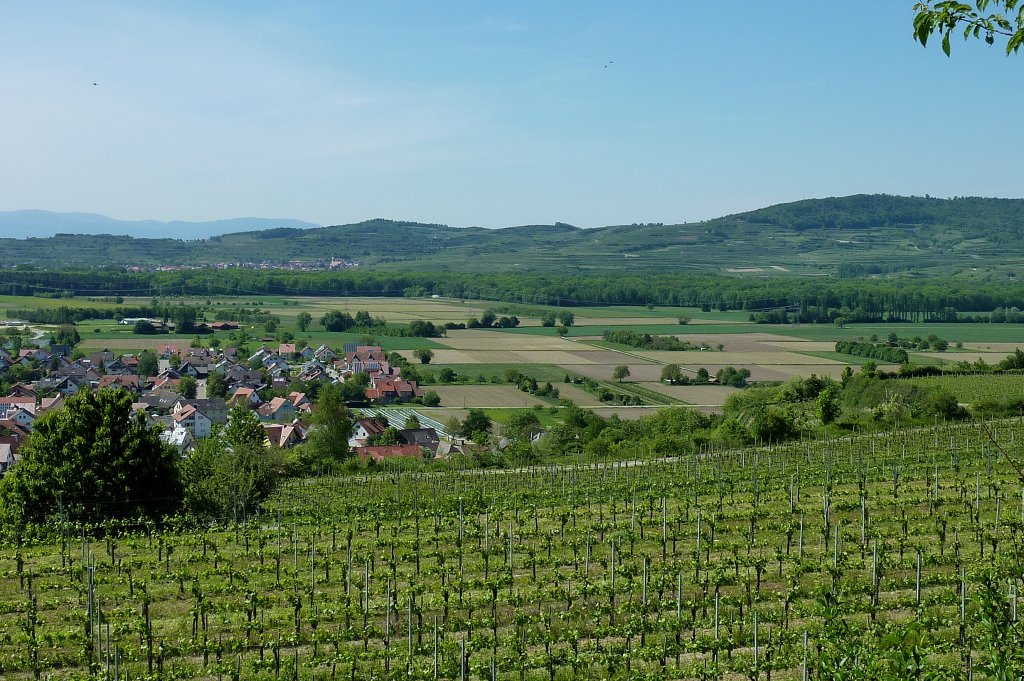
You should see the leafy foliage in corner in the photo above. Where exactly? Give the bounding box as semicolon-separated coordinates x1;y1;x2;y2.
914;1;1024;55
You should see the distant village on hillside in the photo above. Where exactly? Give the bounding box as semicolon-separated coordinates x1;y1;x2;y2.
124;257;358;272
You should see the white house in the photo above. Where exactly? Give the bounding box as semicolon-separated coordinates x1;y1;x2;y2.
172;404;212;438
159;427;196;456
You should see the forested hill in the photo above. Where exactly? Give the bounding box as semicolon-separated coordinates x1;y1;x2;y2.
2;195;1023;277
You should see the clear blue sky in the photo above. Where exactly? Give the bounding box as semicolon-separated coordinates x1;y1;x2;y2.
1;2;1021;228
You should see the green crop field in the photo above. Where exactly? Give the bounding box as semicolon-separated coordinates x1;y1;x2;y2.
3;419;1023;680
903;374;1024;407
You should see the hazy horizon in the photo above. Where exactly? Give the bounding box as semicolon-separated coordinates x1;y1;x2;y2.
2;3;1022;229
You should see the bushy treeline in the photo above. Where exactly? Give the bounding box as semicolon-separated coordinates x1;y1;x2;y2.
835;341;909;363
467;310;520;329
6;303;205;332
602;329;698;351
319;310;444;337
212;307;279;325
8;267;1024;319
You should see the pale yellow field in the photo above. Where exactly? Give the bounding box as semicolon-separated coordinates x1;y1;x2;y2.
763;341;843;352
675;332;804;351
571;317;682;326
428;385;548;408
399;350;647;366
396;349;490;364
630;350;846;365
962;343;1024;353
400;349;626;365
741;364;863;381
78;338;176;350
640;383;740;405
277;296;475;322
914;351;1000;363
437;330;573;351
588;407;662;420
571;364;666;382
552;383;606;406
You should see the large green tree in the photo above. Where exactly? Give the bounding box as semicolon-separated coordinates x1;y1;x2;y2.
502;409;542;442
458;409;493;440
137;349;158;377
294;383;353;473
178;375;198;399
181;403;284;519
0;388;182;527
206;373;228;399
914;1;1024;54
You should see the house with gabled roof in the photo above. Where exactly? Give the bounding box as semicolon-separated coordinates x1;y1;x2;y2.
314;344;337;362
0;441;18;475
263;423;302;449
87;350;115;366
173;404;212;438
344;345;390;374
54;363;101;382
102;358;130;376
40;374;85;396
229;386;262;407
287;391;312;412
98;374;143;393
158;344;181;359
365;378;423;404
174;398;228;425
1;405;36;430
257;396;297;422
48;343;72;358
0;396;36;412
177;361;210;380
434;440;469;459
8;383;37;399
151;375;181;391
262;357;289;375
349;417;388;447
224;366;264;388
20;348;51;363
248;345;275;364
297;366;327;382
397;428;440;452
40;395;65;413
138;389;182;413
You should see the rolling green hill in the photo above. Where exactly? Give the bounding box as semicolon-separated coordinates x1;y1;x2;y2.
2;194;1023;276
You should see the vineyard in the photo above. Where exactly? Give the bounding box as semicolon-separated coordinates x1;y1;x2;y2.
2;419;1024;679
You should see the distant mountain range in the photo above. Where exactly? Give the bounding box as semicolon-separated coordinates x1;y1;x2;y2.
0;210;321;240
2;195;1024;278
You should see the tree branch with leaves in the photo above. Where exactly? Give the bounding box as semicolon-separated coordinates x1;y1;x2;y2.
914;1;1024;55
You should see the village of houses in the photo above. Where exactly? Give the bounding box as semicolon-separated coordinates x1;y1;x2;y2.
0;336;473;475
